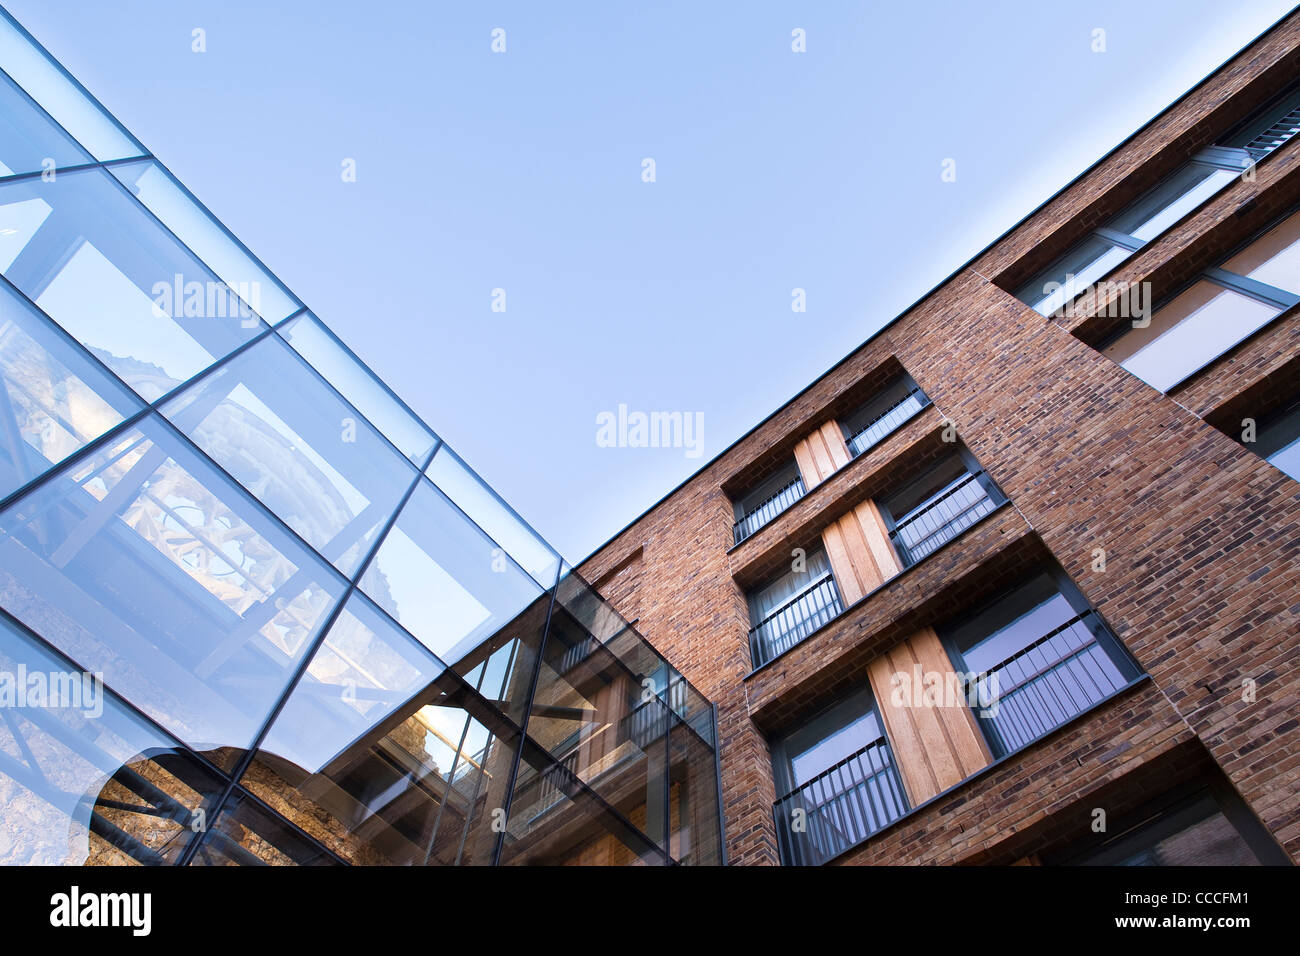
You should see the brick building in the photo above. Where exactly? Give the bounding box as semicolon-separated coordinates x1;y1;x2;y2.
578;12;1300;866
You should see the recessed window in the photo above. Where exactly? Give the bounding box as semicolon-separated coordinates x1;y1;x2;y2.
1015;150;1250;316
940;570;1141;758
878;451;1003;566
1102;209;1300;392
840;375;931;459
747;547;842;665
771;687;908;865
1252;397;1300;480
731;459;804;545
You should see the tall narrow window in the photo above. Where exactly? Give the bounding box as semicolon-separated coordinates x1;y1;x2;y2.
747;547;842;665
771;687;907;865
732;459;804;545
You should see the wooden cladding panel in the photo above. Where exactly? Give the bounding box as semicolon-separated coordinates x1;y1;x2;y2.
820;500;902;605
867;627;992;807
793;420;851;490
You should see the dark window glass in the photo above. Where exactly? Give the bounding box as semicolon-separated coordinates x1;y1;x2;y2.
941;572;1139;757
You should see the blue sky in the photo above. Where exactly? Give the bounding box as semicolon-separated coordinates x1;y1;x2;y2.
7;0;1297;562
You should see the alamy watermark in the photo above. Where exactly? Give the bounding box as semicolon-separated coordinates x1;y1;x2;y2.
0;665;104;718
596;404;704;459
889;665;1000;718
152;273;261;327
1042;276;1152;326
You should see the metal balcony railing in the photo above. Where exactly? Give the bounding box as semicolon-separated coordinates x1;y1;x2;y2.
620;679;687;749
845;387;931;459
962;611;1134;756
734;476;805;545
749;573;844;667
888;470;997;566
773;737;908;866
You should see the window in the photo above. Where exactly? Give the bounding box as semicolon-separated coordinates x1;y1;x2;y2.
1052;780;1288;866
771;687;908;865
1248;396;1300;480
731;458;804;545
840;375;931;458
878;450;1003;566
1220;82;1300;160
1103;208;1300;391
1017;84;1300;318
1015;149;1250;316
940;570;1141;758
747;547;842;665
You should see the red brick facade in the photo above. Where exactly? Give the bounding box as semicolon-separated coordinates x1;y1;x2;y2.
579;14;1300;865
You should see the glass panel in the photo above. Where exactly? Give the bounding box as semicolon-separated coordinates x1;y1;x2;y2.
1105;280;1281;392
189;789;340;865
0;68;92;177
1220;209;1300;296
500;744;668;866
1015;235;1131;316
277;313;436;464
0;167;266;401
161;333;415;577
0;12;144;161
1257;400;1300;481
0;614;228;864
359;476;544;666
1110;163;1239;243
257;592;444;774
425;446;560;587
110;161;298;324
525;605;674;852
246;654;524;866
0;413;348;764
0;279;142;501
944;572;1136;756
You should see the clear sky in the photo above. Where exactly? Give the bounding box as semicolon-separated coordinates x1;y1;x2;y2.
7;0;1297;563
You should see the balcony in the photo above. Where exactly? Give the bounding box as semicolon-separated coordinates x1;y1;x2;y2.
964;611;1136;757
773;737;909;866
888;469;999;566
845;385;931;459
749;572;844;667
733;475;805;545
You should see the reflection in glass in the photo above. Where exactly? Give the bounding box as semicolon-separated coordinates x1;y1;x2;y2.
1016;235;1131;317
1105;281;1281;392
0;68;92;177
0;413;347;761
0;11;145;161
425;445;560;587
277;313;436;464
0;168;266;400
1110;163;1239;242
0;279;142;501
1220;209;1300;295
0;614;226;864
360;476;543;665
161;332;416;577
110;160;299;325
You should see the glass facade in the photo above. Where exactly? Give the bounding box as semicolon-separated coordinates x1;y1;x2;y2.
0;9;720;866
